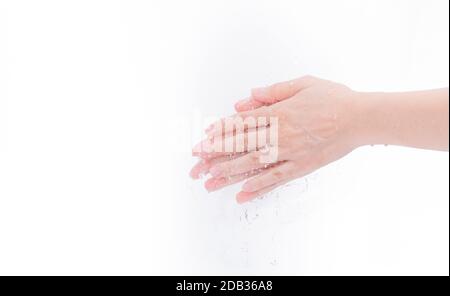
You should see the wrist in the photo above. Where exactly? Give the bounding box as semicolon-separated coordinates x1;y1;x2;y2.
350;91;386;147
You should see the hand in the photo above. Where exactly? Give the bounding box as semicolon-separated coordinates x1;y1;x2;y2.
192;76;362;203
190;77;306;183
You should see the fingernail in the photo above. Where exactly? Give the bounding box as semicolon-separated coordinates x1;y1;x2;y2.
234;97;252;109
206;120;224;137
205;178;227;192
192;141;203;154
251;87;270;99
192;139;213;154
209;166;223;178
242;182;254;192
189;167;199;179
204;124;214;133
189;160;209;179
236;191;254;204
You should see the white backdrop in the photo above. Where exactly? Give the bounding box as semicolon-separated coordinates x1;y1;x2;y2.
0;0;448;275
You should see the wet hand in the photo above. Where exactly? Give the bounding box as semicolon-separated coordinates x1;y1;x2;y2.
191;76;363;203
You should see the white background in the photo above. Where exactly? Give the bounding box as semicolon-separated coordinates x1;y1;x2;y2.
0;0;448;275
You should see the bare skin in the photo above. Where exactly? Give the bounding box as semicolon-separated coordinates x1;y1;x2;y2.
191;76;449;204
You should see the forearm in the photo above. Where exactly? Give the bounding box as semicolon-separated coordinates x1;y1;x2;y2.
354;88;449;151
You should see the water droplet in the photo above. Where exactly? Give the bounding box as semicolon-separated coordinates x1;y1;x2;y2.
260;144;270;155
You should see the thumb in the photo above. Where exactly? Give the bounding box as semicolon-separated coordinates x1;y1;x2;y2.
234;75;317;112
234;96;265;112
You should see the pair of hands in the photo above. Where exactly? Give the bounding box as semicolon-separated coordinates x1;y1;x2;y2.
190;76;362;204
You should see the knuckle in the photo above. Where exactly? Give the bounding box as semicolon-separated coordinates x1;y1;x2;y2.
302;74;316;81
299;75;319;86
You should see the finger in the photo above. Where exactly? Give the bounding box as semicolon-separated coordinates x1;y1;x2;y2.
236;180;288;204
204;165;271;192
251;75;317;104
233;76;317;113
192;138;245;159
241;161;300;193
209;150;281;178
192;138;213;157
234;97;265;112
189;159;210;179
189;153;245;179
206;106;273;139
200;126;273;159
